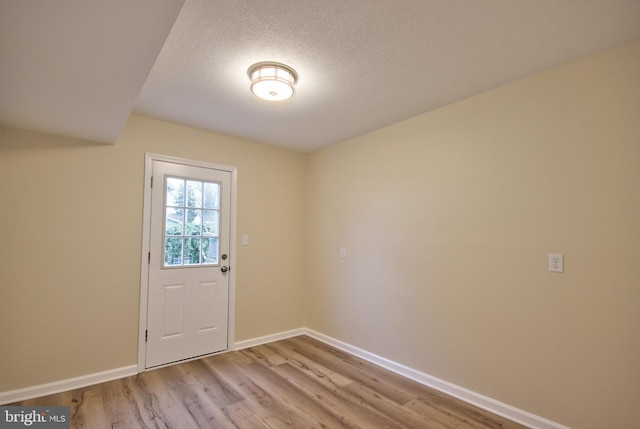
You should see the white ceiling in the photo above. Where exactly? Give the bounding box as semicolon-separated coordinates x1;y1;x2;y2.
0;0;185;144
2;1;640;152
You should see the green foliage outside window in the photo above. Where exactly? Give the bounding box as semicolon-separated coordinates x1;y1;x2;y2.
164;222;217;265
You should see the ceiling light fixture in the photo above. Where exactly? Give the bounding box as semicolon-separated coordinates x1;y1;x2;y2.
247;62;298;101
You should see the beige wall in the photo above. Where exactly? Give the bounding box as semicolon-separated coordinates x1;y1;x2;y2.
306;40;640;429
0;115;307;391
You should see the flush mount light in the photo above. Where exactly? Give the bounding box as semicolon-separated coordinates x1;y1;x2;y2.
247;62;298;101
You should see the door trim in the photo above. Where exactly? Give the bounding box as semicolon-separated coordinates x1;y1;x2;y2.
137;153;237;373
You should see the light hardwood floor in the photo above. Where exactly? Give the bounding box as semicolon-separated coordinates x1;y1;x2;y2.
14;335;528;428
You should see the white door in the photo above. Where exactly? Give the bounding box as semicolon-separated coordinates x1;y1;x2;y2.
146;160;231;368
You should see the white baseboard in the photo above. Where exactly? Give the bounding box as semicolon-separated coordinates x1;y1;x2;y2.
0;365;137;405
1;328;570;429
234;327;306;350
302;329;570;429
1;328;304;405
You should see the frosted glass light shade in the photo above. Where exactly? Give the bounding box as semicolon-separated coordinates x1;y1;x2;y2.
248;62;298;101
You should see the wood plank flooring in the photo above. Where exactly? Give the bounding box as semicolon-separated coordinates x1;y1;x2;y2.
13;335;528;428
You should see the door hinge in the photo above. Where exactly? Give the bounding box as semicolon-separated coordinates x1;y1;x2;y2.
148;252;151;264
150;176;153;188
145;330;148;342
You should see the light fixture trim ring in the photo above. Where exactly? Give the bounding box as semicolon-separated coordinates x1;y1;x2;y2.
247;61;298;83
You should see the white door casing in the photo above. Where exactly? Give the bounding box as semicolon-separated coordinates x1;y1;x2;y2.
138;154;236;371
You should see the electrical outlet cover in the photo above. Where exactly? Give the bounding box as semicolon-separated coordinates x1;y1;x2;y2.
549;253;564;272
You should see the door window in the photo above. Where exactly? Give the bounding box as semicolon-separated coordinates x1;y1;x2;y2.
163;176;220;267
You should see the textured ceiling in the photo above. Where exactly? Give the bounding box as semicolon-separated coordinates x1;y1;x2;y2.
133;0;640;152
2;1;640;152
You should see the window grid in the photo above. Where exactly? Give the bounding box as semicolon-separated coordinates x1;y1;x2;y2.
163;176;220;268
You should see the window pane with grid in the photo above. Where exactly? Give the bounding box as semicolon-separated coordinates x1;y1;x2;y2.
163;176;220;267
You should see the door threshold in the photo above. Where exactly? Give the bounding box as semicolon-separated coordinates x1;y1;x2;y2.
144;348;229;372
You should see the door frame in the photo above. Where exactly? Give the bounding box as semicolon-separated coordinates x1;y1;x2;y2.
137;152;237;372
